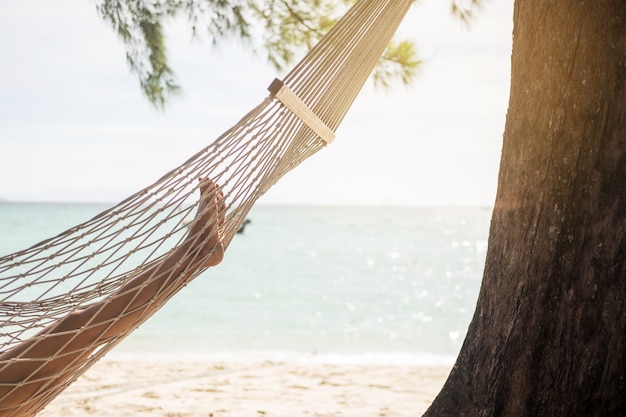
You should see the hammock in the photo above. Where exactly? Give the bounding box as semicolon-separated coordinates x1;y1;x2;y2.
0;0;414;414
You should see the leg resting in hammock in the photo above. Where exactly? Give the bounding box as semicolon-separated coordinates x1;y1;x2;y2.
0;177;225;415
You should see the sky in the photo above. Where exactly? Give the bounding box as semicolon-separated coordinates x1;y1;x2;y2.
0;1;514;206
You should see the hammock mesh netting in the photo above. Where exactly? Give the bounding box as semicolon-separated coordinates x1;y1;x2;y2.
0;0;414;414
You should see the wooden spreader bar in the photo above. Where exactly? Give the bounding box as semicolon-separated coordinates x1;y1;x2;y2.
268;78;336;145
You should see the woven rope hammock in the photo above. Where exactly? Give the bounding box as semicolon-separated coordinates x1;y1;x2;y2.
0;0;414;414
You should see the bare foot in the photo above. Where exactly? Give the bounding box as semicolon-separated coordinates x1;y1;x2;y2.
187;177;225;268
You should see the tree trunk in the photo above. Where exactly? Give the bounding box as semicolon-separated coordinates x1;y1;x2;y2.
424;1;626;416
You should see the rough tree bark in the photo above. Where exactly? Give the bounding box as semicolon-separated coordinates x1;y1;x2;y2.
424;1;625;416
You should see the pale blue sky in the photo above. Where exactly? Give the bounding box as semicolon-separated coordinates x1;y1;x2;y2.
0;1;513;206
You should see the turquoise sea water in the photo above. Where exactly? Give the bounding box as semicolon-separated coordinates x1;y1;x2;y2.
0;203;492;364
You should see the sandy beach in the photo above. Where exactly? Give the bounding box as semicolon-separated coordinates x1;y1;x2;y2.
40;355;451;416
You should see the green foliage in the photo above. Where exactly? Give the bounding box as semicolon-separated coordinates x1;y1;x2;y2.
373;40;422;89
451;0;484;26
96;0;422;108
97;0;252;108
249;0;351;70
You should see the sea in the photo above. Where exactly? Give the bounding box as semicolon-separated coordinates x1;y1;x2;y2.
0;203;492;366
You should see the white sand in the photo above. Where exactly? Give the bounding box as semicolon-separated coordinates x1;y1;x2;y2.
40;355;451;416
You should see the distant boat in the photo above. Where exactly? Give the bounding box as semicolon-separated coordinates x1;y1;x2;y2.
237;219;252;234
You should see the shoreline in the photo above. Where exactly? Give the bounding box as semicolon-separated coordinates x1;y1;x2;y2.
106;349;458;366
41;353;451;416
